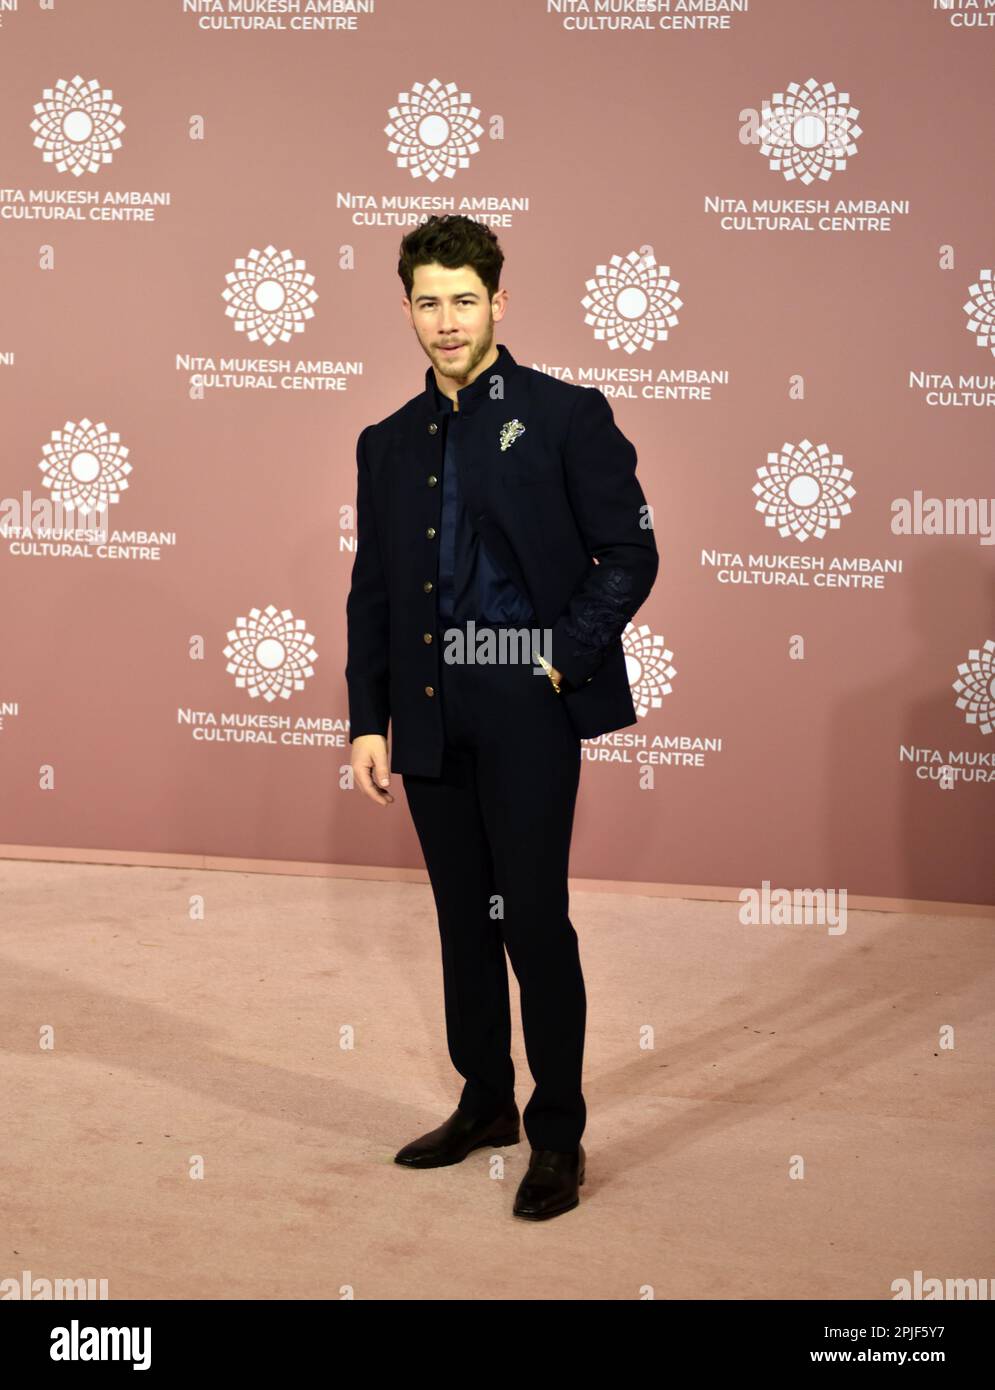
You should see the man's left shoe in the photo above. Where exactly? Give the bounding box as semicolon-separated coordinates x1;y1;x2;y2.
512;1144;586;1220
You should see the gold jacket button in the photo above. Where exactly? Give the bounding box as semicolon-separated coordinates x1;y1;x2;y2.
426;526;436;539
423;632;433;643
423;580;433;592
424;685;435;697
427;474;438;487
428;422;438;435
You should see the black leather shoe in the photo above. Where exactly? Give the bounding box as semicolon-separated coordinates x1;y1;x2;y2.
394;1101;521;1169
513;1144;586;1220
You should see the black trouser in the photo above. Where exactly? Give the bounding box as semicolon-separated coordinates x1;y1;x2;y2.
401;633;586;1152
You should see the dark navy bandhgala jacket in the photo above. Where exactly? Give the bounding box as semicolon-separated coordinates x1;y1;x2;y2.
345;342;659;778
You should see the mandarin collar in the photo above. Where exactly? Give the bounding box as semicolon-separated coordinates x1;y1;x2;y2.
426;342;517;416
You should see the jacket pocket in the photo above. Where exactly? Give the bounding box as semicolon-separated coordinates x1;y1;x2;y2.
500;465;560;487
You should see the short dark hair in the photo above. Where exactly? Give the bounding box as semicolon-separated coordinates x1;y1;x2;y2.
397;215;504;303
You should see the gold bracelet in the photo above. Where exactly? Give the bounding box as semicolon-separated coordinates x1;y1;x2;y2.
533;651;562;694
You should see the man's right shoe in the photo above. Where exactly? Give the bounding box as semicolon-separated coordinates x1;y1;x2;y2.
394;1101;521;1169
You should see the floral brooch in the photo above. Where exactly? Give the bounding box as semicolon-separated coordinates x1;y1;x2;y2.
499;419;526;451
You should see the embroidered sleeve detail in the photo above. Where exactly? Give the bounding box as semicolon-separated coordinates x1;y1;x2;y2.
563;565;635;655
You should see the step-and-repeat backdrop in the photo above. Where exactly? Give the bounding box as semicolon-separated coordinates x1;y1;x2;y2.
0;1;992;905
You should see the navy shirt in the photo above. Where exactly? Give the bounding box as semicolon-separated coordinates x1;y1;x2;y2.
432;355;536;627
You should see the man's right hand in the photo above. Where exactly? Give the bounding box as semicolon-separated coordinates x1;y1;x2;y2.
350;733;394;807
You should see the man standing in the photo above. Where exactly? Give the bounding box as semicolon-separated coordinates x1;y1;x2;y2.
346;215;658;1219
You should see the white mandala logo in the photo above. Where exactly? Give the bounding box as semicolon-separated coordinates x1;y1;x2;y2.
952;639;995;735
757;78;861;185
385;77;484;181
964;270;995;358
223;605;318;702
30;74;125;177
622;622;677;719
581;251;682;354
753;440;855;542
222;245;318;346
38;418;132;513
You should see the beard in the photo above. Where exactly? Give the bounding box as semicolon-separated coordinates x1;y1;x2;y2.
430;323;493;381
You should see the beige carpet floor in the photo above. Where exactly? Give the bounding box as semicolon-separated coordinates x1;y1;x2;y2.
1;859;991;1301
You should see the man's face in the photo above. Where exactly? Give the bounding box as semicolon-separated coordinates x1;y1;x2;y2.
403;262;507;384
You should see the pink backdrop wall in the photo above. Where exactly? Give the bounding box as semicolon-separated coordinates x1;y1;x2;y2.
1;0;992;906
